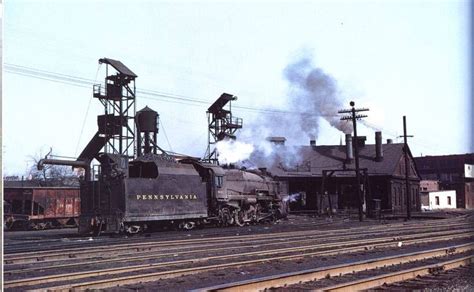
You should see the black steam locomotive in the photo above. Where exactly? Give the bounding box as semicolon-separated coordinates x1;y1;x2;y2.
38;58;288;235
75;152;288;234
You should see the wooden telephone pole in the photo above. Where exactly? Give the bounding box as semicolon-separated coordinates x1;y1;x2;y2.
399;116;414;220
339;101;369;222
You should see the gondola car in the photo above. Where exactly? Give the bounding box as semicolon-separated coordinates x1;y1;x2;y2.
3;187;80;230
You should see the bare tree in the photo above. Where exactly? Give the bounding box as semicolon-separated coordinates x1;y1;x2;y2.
27;148;79;186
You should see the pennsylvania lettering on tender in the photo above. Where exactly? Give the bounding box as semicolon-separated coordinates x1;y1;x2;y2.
136;194;198;200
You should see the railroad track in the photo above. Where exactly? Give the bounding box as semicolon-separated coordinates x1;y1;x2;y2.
5;219;471;265
5;227;473;277
4;214;473;291
2;216;347;253
379;260;474;290
4;229;474;290
198;243;474;291
4;213;469;255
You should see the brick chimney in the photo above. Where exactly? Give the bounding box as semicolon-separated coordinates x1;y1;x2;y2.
375;131;383;162
345;134;353;162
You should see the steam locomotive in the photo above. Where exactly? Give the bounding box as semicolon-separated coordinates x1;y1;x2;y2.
39;150;288;235
75;153;288;234
38;58;288;235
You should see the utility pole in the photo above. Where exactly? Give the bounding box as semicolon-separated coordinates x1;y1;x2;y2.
339;101;369;222
399;116;414;220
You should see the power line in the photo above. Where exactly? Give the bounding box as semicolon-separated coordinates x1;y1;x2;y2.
74;63;103;156
4;63;340;117
7;62;454;155
158;117;173;152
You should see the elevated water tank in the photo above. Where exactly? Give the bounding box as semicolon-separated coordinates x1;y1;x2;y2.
136;106;158;133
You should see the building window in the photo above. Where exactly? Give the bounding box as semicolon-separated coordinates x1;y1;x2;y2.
394;187;398;206
435;196;440;205
447;196;451;205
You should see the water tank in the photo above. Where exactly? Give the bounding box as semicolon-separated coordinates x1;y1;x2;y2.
136;106;158;132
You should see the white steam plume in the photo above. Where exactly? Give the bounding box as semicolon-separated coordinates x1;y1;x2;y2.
222;50;354;169
216;140;254;164
283;51;352;137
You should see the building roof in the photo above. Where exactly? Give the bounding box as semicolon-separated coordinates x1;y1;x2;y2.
99;58;137;78
208;93;236;113
415;154;474;172
252;142;419;179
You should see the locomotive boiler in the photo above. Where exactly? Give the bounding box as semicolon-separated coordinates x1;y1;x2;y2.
37;58;287;235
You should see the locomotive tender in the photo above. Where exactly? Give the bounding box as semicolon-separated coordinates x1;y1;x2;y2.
38;58;288;235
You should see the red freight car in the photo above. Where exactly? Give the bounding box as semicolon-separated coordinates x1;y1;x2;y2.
3;187;80;230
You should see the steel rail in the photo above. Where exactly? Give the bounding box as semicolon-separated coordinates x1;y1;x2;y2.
5;227;473;276
319;255;474;291
197;243;474;291
2;218;352;253
6;223;471;268
34;242;474;291
5;220;471;264
3;219;440;256
5;227;474;276
6;232;474;290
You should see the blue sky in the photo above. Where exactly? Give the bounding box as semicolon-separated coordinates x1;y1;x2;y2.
3;0;472;175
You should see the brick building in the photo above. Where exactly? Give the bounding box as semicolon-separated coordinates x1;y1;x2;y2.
414;154;474;209
255;132;421;215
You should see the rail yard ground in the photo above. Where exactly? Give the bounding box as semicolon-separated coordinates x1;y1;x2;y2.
3;210;474;291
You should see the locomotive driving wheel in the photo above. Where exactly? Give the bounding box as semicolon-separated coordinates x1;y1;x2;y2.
234;209;245;227
218;207;233;227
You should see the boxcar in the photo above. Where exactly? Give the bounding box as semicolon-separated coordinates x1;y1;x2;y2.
3;187;80;230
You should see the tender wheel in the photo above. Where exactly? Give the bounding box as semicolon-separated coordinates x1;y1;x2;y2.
29;222;38;230
124;224;141;234
181;221;196;230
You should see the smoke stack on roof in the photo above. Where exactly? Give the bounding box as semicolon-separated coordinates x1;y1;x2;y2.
375;131;383;162
266;137;286;145
345;134;353;163
387;139;393;144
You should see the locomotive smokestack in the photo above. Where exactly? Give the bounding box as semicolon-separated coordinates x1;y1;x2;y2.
345;134;353;162
387;139;393;144
310;139;316;146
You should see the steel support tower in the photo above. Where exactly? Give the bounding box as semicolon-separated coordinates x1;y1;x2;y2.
93;58;137;159
204;93;242;164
